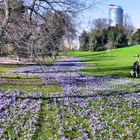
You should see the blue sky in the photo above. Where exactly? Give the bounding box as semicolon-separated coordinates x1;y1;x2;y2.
78;0;140;32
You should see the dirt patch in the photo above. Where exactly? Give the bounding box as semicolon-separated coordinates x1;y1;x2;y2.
0;57;34;64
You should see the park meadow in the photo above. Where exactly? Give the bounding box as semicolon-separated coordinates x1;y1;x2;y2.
0;45;140;139
0;0;140;139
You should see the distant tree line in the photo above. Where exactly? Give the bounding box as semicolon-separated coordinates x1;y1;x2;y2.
79;17;140;52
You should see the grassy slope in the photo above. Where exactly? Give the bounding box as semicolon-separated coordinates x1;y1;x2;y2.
68;45;140;77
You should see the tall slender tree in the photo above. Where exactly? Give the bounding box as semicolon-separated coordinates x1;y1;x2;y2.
80;30;89;51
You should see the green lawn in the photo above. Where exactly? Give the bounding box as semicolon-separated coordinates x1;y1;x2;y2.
68;45;140;77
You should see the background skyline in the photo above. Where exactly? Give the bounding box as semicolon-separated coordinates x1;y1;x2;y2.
78;0;140;32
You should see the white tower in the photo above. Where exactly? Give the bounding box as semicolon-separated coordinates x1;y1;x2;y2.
109;4;123;26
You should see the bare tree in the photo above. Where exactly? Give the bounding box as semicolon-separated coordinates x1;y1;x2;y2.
0;0;99;60
123;14;135;38
90;18;109;31
0;0;10;37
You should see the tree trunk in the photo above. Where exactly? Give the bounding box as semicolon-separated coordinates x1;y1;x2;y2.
0;0;10;37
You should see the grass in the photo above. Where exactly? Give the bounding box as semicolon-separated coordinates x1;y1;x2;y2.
32;94;140;139
0;59;64;139
1;52;140;139
33;99;84;140
68;45;140;77
0;63;62;94
89;96;140;139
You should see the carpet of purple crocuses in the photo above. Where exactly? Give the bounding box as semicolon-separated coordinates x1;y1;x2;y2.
1;57;140;139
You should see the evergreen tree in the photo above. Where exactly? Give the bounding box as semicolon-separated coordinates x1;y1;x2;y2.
107;26;127;48
131;29;140;45
79;30;89;51
86;26;128;51
89;29;107;51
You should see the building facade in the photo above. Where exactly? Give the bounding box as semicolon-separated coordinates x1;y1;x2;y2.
109;4;123;26
64;37;80;50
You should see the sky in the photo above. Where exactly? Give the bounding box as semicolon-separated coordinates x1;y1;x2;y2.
78;0;140;32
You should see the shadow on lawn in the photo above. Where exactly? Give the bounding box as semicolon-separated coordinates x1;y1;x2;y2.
0;76;40;79
0;62;85;67
81;55;116;63
0;63;36;66
11;88;140;102
84;65;131;77
0;83;46;86
71;51;109;57
14;70;81;74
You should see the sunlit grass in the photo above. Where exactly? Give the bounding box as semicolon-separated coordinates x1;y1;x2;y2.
68;45;140;77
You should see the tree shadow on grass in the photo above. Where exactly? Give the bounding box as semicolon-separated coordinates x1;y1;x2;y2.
81;55;116;63
84;65;132;77
0;63;36;66
0;76;40;79
72;51;109;57
11;88;140;101
0;83;46;86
